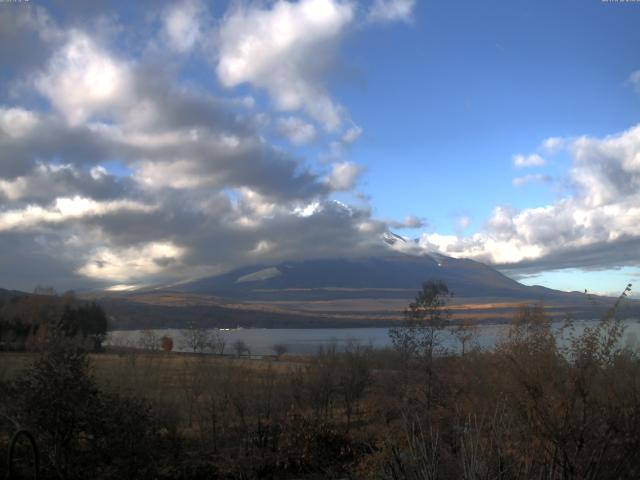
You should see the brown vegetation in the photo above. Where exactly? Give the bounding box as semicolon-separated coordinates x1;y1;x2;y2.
0;292;108;352
1;283;638;479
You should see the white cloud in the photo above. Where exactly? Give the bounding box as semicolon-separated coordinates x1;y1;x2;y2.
250;240;275;255
0;196;156;232
570;125;640;207
0;177;27;201
104;284;140;292
0;163;73;200
341;124;363;144
368;0;416;23
277;116;317;144
236;187;280;218
77;242;185;282
418;124;640;271
512;174;552;187
0;108;39;138
541;136;565;153
513;153;546;168
90;165;108;180
134;159;212;190
216;0;354;131
389;215;426;229
629;69;640;93
35;30;132;124
293;201;321;217
163;0;205;53
326;161;362;190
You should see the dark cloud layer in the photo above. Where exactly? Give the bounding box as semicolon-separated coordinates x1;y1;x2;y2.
0;6;58;83
0;0;392;290
498;236;640;276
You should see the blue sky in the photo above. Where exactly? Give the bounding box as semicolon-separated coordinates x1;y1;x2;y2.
1;0;640;294
350;0;640;224
348;0;640;294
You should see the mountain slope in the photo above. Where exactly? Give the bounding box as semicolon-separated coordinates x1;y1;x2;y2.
173;253;579;302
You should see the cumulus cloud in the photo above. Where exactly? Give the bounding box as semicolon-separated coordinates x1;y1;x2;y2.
513;153;546;168
35;30;133;125
0;197;156;233
6;28;329;202
216;0;354;131
0;107;115;180
125;131;328;200
0;163;129;205
0;1;401;290
417;124;640;273
277;116;317;145
570;126;640;207
77;242;186;283
368;0;416;23
541;136;565;153
163;0;206;53
326;161;362;191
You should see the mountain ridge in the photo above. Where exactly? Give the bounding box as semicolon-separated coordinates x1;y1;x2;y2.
4;253;635;330
170;252;585;302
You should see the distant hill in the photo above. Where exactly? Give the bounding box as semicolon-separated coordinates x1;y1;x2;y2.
0;288;27;302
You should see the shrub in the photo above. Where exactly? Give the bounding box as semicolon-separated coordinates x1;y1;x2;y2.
3;341;178;479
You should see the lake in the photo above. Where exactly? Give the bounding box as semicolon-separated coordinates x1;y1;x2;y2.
107;319;640;356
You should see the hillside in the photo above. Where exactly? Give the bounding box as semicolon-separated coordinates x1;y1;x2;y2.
173;253;580;301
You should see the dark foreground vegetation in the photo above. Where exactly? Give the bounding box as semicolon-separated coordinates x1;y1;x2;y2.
1;282;639;479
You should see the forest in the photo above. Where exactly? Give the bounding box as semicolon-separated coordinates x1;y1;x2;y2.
0;291;108;352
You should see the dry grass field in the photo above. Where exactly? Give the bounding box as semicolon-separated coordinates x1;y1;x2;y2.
3;294;640;479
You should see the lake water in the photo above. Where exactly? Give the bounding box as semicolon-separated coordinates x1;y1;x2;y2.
107;319;640;356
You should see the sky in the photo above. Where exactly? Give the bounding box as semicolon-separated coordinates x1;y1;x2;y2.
1;0;640;295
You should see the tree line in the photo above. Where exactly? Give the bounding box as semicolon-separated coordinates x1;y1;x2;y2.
0;290;108;352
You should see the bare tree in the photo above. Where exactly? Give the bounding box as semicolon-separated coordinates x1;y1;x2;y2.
306;342;339;422
137;329;160;352
271;343;288;358
233;339;250;357
180;322;215;353
389;280;452;409
208;329;227;355
339;340;373;431
451;319;478;356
